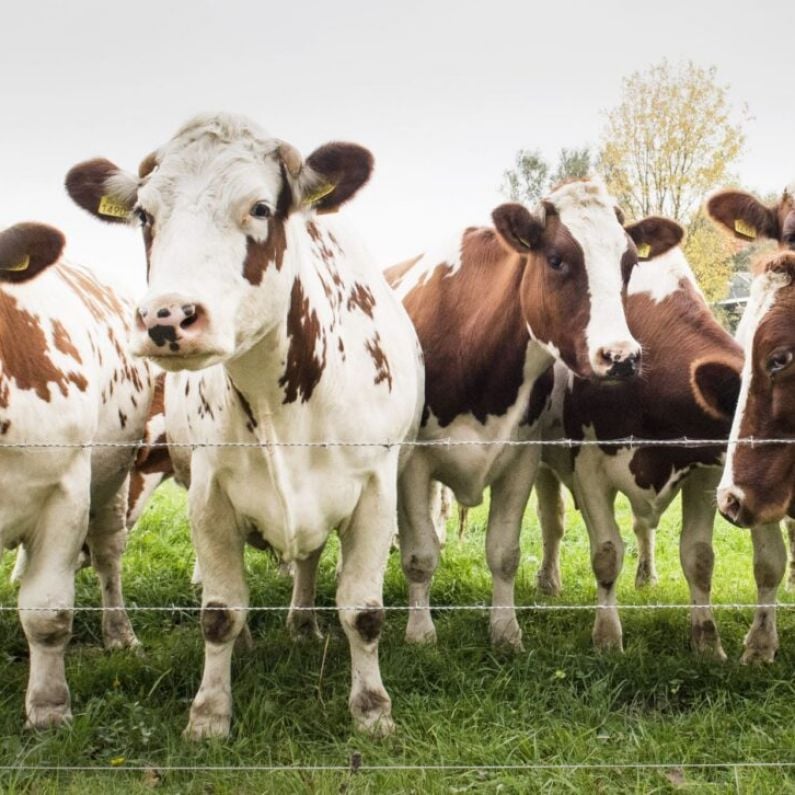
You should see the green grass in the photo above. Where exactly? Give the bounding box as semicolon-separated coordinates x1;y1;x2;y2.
2;482;795;793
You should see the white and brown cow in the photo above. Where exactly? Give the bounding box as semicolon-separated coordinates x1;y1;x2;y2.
386;179;643;650
533;223;782;659
0;222;152;728
66;113;423;739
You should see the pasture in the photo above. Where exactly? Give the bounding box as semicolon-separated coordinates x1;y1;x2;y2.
2;481;795;792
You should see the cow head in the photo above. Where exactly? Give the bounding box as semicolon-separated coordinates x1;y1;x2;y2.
65;113;373;371
0;223;65;283
492;180;648;380
717;252;795;527
707;183;795;250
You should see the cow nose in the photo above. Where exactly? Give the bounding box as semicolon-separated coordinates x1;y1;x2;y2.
136;294;208;352
717;486;747;527
595;344;641;379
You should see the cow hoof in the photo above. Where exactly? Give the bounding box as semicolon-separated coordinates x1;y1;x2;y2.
592;622;623;653
287;614;323;643
405;614;437;645
25;702;72;730
351;688;394;738
634;563;658;589
183;712;231;741
690;620;726;661
356;712;396;738
741;640;778;665
536;568;562;597
490;620;524;652
104;631;142;653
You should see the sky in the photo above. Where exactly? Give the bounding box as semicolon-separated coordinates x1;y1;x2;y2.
2;0;793;296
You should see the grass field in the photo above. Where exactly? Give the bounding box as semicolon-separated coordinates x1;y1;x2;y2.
3;481;795;793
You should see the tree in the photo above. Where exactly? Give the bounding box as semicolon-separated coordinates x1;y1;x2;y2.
501;147;592;204
598;60;747;232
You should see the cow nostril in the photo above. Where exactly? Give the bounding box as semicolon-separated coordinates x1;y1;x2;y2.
181;314;198;329
182;303;196;317
156;307;171;319
725;492;741;517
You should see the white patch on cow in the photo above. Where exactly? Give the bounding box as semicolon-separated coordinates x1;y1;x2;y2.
719;269;790;492
391;234;463;300
628;246;703;303
547;180;638;371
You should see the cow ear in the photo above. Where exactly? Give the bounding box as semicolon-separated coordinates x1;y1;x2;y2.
707;190;779;242
765;251;795;281
301;143;374;214
691;358;741;421
65;158;138;224
625;216;684;261
0;223;65;283
492;203;546;253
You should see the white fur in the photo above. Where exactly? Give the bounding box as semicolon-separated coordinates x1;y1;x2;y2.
628;246;703;303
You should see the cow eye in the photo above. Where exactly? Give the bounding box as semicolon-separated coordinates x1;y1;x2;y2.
547;253;563;270
135;207;152;226
250;202;272;219
767;349;793;375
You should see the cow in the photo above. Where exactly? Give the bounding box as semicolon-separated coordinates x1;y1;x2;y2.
0;221;152;729
385;178;644;651
65;113;424;739
532;225;782;659
707;184;795;660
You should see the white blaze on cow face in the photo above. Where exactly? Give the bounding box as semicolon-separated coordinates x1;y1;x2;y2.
131;117;298;371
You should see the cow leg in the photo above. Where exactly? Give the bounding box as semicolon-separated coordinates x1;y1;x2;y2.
574;474;624;652
19;463;90;729
429;481;448;548
287;546;323;641
785;518;795;591
398;458;440;644
679;470;725;660
535;466;565;597
743;522;786;664
633;515;658;589
185;481;247;740
87;478;139;651
486;451;538;649
338;471;396;736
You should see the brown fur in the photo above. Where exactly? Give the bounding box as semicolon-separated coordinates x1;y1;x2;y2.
64;159;132;224
279;279;328;404
0;224;65;283
305;143;374;213
707;189;792;245
243;219;287;285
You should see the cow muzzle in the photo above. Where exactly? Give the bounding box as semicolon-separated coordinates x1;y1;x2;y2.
717;485;753;528
591;342;641;380
133;293;224;367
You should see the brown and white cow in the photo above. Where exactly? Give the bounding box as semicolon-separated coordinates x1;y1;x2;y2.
386;179;643;650
0;222;152;728
534;225;783;660
66;113;423;739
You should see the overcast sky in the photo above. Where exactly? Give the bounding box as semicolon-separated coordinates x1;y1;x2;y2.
2;0;793;295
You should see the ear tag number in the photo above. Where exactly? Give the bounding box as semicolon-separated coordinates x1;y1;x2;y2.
734;219;757;240
98;195;130;219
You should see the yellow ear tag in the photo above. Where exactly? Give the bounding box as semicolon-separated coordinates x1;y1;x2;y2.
5;255;30;272
98;195;130;219
636;243;651;259
303;183;335;207
734;218;757;240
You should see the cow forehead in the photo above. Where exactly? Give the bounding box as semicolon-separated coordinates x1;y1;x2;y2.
737;270;791;349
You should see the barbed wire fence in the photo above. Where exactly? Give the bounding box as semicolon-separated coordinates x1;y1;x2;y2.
3;424;795;781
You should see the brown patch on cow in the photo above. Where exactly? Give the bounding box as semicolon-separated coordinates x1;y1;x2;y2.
118;410;127;429
347;283;376;317
243;219;287;285
279;279;328;403
51;320;82;363
523;366;554;426
563;278;741;493
365;332;393;391
143;225;154;281
689;542;714;592
230;382;258;433
338;337;346;360
56;264;126;322
201;602;236;645
592;541;618;589
0;419;10;434
197;378;215;420
352;688;390;718
354;605;385;643
0;292;88;403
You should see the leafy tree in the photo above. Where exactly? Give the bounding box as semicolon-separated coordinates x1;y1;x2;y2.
501;147;592;204
552;147;592;186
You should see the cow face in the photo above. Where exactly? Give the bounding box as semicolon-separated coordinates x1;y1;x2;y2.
492;180;644;380
0;223;65;283
65;114;373;371
707;184;795;250
717;252;795;527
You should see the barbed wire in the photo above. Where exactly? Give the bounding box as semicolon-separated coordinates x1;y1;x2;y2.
2;602;793;613
0;435;794;450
